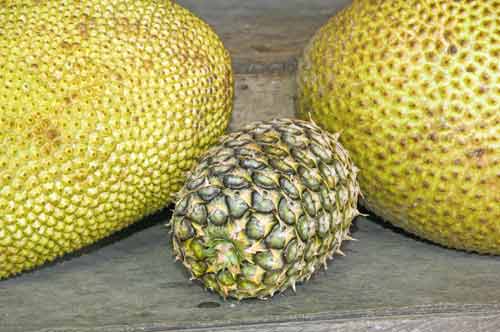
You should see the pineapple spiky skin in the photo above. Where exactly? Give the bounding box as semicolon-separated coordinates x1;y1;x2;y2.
171;119;360;300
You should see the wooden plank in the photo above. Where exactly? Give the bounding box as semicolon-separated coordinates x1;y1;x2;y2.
162;313;500;332
20;312;500;332
3;213;500;332
177;0;352;74
230;73;296;131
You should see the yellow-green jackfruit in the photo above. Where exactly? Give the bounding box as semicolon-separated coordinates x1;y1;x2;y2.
0;0;233;278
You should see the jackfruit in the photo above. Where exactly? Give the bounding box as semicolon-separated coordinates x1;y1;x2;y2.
297;0;499;253
0;0;233;278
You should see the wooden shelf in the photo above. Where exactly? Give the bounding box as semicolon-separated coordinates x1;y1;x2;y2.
4;215;500;332
180;0;351;74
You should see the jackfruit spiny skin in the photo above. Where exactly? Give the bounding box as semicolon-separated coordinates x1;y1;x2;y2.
171;119;360;300
297;0;499;253
0;0;233;278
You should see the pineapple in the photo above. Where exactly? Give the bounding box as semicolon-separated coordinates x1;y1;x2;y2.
170;119;360;299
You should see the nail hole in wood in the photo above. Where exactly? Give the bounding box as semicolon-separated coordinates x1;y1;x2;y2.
197;301;221;309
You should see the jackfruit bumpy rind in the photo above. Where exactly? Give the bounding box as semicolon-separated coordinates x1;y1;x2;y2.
171;119;360;300
297;0;500;253
0;0;233;278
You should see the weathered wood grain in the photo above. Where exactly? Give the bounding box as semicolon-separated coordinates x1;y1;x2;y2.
230;73;296;131
166;313;500;332
22;312;500;332
3;216;500;332
177;0;352;74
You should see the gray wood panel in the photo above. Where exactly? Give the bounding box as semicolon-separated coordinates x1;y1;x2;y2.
230;73;296;131
163;313;500;332
3;216;500;332
177;0;352;73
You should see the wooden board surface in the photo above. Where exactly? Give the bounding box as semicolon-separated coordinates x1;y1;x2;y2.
3;215;500;332
178;0;351;73
230;73;296;130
